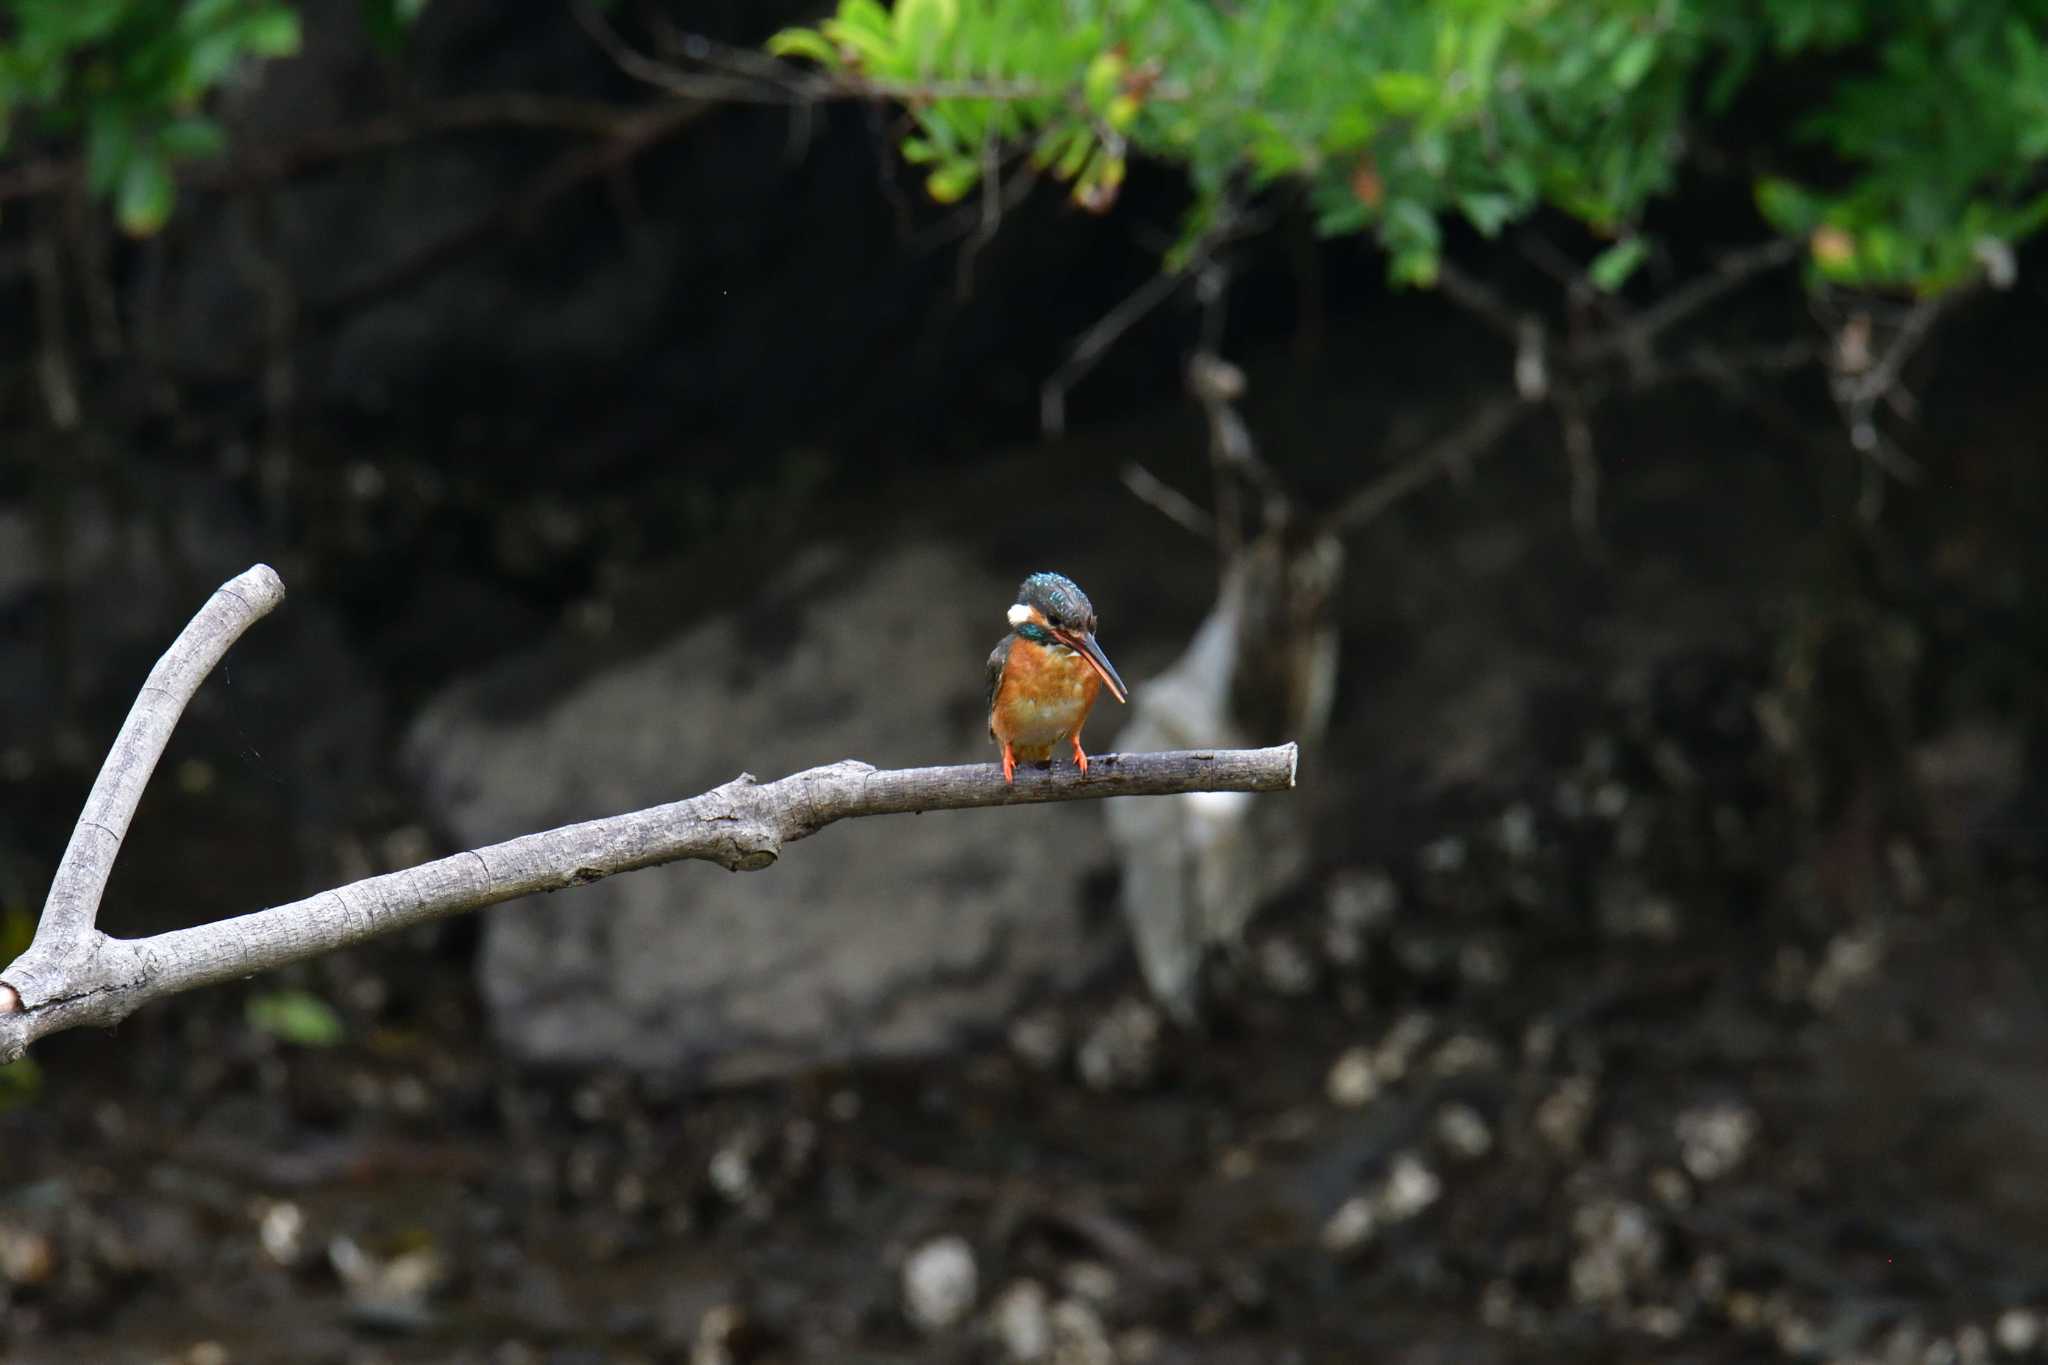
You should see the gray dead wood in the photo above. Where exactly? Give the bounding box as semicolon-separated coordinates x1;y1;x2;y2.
0;565;1296;1063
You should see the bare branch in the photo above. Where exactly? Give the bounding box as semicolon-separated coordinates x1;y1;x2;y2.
1837;291;1950;409
1;565;285;1012
1556;385;1602;550
0;158;75;207
1324;394;1531;533
28;217;80;432
0;566;1298;1063
210;94;669;184
1434;260;1527;347
1041;265;1190;437
2;96;676;214
305;102;704;326
1574;238;1800;365
1120;462;1215;540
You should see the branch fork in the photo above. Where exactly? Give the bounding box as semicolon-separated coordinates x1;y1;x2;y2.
0;566;1297;1064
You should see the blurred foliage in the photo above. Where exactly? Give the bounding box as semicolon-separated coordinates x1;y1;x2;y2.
8;0;2041;282
0;1054;42;1109
0;0;423;234
770;0;2048;293
246;986;346;1046
1;906;31;963
0;905;37;1107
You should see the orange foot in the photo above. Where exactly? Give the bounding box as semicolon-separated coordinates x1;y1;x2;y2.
1002;743;1017;786
1071;733;1090;777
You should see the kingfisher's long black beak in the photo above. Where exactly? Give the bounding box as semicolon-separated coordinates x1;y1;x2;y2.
1060;629;1129;704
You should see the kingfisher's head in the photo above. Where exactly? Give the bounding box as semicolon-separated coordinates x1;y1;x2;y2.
1006;572;1129;703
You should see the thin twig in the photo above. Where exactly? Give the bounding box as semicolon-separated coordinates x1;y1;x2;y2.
1324;395;1531;533
28;217;80;432
1041;266;1190;437
0;567;1297;1061
1434;260;1526;346
306;102;702;326
1574;238;1800;366
1555;384;1602;550
0;158;76;206
574;0;1054;106
1121;462;1214;540
2;96;670;211
211;94;665;183
1838;292;1950;408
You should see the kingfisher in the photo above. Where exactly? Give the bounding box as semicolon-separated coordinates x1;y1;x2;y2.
986;571;1130;784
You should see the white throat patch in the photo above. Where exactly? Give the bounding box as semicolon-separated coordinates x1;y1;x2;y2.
1007;602;1034;628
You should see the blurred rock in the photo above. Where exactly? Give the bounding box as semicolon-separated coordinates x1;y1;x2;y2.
1377;1153;1442;1221
0;1222;55;1286
1569;1198;1663;1307
989;1279;1052;1362
1048;1297;1115;1365
1323;868;1399;966
1075;998;1163;1092
1536;1076;1598;1155
1325;1047;1378;1109
1320;1195;1376;1253
1007;1009;1069;1072
328;1234;446;1332
1058;1261;1117;1308
1995;1309;2040;1354
902;1235;977;1334
1434;1103;1494;1160
1674;1103;1756;1182
406;543;1122;1079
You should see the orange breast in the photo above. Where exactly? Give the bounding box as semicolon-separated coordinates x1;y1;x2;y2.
993;640;1102;758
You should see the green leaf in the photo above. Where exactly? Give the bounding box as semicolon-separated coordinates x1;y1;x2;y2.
1084;48;1125;112
1390;243;1439;287
1372;71;1435;117
1459;192;1518;237
1755;177;1821;232
85;109;133;196
1250;134;1303;181
893;0;959;65
1051;124;1094;180
117;150;174;237
361;0;429;56
1314;196;1371;238
1324;105;1376;153
246;988;347;1047
925;156;980;203
242;7;303;59
158;116;225;161
821;15;897;71
1611;35;1657;91
1382;198;1439;251
1588;236;1649;291
765;28;840;66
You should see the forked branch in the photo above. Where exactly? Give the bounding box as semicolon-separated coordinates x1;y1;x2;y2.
0;566;1298;1063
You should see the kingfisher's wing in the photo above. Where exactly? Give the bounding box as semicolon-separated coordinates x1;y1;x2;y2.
984;637;1013;740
